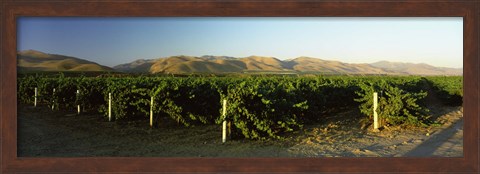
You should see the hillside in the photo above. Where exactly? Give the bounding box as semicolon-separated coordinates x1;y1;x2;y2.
113;59;156;73
17;50;462;75
144;55;286;74
17;50;114;72
371;61;462;76
284;57;394;74
117;55;386;75
117;55;461;76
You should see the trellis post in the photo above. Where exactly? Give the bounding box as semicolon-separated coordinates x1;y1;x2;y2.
108;93;112;122
222;99;227;143
76;90;81;115
34;87;37;107
51;88;56;110
150;96;154;127
373;92;379;130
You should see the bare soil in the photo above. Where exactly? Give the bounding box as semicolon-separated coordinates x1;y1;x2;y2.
18;103;462;157
287;106;463;157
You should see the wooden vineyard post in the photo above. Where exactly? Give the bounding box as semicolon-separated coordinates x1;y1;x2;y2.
373;92;379;130
150;96;154;127
108;93;112;122
222;99;227;143
34;87;37;107
76;90;80;115
51;88;56;110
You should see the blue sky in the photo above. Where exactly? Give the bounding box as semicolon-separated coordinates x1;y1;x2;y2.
17;17;463;68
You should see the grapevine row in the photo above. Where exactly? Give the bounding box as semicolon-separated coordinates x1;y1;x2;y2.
18;74;461;139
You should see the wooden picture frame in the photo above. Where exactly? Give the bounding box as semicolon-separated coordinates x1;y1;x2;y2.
1;0;478;173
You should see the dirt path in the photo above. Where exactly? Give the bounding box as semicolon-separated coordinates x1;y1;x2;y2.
18;104;463;157
286;106;463;157
403;117;463;157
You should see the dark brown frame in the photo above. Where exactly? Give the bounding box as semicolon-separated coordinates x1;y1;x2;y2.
1;0;478;173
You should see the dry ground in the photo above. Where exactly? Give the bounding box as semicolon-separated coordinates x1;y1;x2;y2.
17;104;462;157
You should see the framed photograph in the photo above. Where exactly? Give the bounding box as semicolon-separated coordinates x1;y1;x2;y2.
1;0;478;173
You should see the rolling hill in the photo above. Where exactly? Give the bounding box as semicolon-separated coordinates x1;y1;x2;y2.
17;50;114;72
113;59;156;73
370;61;462;76
116;55;461;76
17;50;462;76
116;55;389;75
284;57;395;74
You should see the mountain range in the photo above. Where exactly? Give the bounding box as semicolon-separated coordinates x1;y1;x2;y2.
18;50;114;72
17;50;462;76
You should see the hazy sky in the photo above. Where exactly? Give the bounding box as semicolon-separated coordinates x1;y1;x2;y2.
17;17;463;68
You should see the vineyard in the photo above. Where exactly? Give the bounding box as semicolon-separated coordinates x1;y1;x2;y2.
17;74;463;140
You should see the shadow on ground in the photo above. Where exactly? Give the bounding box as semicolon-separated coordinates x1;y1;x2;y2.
403;118;463;157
